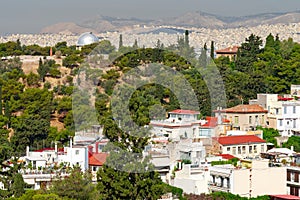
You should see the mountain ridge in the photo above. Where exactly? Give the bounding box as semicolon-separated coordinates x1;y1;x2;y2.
41;10;300;34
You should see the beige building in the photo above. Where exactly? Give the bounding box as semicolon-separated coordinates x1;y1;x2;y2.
215;104;268;131
215;46;239;61
209;160;287;198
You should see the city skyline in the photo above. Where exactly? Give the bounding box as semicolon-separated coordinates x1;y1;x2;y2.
0;0;300;34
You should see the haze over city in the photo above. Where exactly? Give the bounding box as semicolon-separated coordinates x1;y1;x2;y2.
1;0;300;34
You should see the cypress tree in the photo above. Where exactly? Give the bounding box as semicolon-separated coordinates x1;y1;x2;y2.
210;41;215;59
185;30;189;48
119;34;123;49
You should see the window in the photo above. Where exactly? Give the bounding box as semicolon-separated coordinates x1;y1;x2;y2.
262;115;264;124
242;146;246;154
234;116;239;124
254;145;257;153
75;150;79;155
255;115;258;124
295;172;299;183
238;146;241;154
279;119;283;126
261;145;264;153
227;147;231;152
232;147;236;155
249;146;253;153
93;166;97;172
294;120;297;128
249;116;252;124
284;106;287;114
288;171;291;181
276;108;279;115
196;151;201;158
293;106;296;114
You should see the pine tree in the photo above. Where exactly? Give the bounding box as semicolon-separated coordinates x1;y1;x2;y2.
0;85;2;115
4;101;11;128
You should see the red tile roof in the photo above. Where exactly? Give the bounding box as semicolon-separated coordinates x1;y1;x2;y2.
216;135;266;146
34;147;64;152
89;153;108;166
216;154;237;160
202;117;230;128
168;109;200;115
216;104;268;113
216;46;239;54
269;195;300;200
278;96;294;101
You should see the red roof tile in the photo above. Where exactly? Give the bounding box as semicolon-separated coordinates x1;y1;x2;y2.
89;153;108;166
216;104;268;114
168;109;200;115
216;135;266;146
34;147;64;152
202;117;230;128
216;46;239;54
269;195;300;200
216;154;237;160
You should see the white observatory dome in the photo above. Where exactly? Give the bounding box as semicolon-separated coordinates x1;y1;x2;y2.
76;32;99;47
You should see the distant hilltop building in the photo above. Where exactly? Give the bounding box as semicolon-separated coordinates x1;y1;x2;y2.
76;32;100;50
215;46;239;61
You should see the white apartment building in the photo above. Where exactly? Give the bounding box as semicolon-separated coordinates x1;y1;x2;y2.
150;109;206;141
209;160;287;198
173;164;210;195
250;93;300;137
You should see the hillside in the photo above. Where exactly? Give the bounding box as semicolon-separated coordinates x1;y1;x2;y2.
41;11;300;34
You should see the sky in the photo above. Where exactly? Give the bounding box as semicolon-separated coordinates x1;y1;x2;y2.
0;0;299;34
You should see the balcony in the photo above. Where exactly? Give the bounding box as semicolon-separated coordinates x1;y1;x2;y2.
208;181;230;192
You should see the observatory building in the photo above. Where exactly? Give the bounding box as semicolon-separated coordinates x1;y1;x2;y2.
76;32;99;50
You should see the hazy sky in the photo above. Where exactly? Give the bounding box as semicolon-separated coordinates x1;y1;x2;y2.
0;0;299;34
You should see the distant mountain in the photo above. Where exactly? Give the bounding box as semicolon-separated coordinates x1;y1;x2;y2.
41;22;97;34
163;11;226;28
41;11;300;34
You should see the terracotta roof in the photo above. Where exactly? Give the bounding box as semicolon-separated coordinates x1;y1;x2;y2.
216;135;266;145
216;154;237;160
269;195;300;200
168;109;200;115
202;117;230;128
34;147;64;152
278;96;294;101
89;153;108;166
216;104;268;113
216;46;239;54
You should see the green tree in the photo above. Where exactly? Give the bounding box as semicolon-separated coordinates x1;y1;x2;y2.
283;136;300;152
210;41;215;59
0;85;2;115
11;173;25;198
235;34;263;73
119;34;123;49
51;168;96;200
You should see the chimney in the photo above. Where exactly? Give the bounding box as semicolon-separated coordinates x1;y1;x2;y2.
55;142;58;153
70;137;73;148
26;146;29;157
